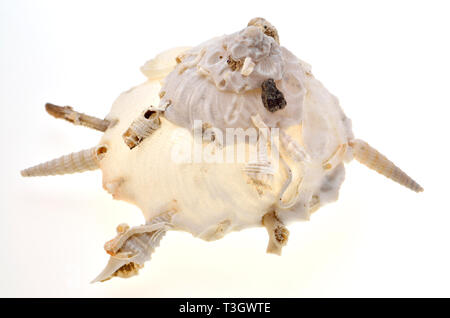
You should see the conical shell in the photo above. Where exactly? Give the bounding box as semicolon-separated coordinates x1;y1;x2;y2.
21;145;108;177
350;139;423;192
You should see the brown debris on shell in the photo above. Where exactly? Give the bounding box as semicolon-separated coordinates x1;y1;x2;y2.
261;79;287;113
227;55;243;71
123;108;161;149
45;103;110;132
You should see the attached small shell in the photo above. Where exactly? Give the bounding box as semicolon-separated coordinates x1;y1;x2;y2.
21;145;108;177
241;57;256;76
20;17;424;284
45;103;110;132
350;139;423;192
92;214;172;283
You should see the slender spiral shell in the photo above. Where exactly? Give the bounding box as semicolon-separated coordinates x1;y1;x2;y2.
21;145;108;177
92;216;172;283
350;139;423;192
122;109;161;149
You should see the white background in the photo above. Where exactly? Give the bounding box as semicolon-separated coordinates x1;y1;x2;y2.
1;0;449;297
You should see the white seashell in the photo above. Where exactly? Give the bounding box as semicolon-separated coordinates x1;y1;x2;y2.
21;18;423;283
160;25;303;131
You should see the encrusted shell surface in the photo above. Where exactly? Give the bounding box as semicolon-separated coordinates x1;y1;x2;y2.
99;32;352;232
101;96;291;239
160;26;309;130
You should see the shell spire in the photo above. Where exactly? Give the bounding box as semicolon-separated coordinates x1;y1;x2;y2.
350;139;423;193
21;145;108;177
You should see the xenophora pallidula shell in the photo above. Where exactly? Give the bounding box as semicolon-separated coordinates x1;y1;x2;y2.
21;18;423;282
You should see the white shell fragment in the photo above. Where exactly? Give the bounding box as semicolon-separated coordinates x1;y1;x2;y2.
21;17;423;282
241;57;256;76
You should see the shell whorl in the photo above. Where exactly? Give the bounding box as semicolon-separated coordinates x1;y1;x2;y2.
350;139;423;193
20;145;108;177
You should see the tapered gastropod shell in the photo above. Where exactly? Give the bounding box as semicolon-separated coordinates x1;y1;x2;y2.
21;145;108;177
21;17;422;282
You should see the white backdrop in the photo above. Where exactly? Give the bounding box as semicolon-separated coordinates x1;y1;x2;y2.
1;0;449;297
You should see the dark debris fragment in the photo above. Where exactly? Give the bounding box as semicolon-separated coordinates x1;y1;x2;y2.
261;79;287;113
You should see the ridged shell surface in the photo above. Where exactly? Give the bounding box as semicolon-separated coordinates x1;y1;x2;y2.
160;26;309;131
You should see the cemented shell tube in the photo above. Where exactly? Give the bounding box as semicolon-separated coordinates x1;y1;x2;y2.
262;211;289;255
122;109;161;150
20;145;108;177
45;103;110;132
350;139;423;192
